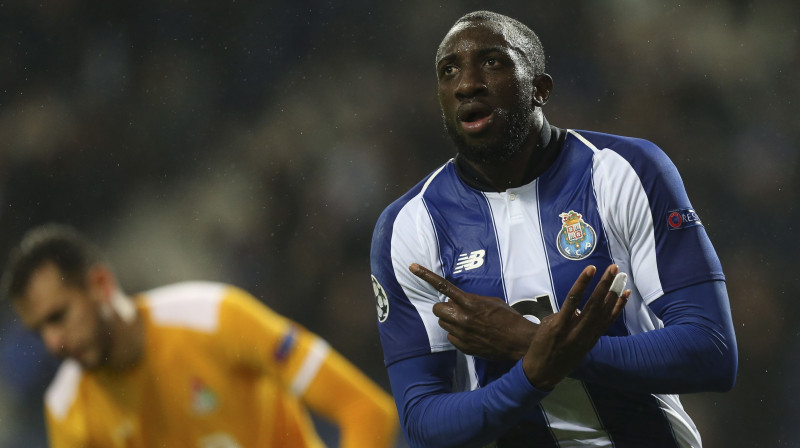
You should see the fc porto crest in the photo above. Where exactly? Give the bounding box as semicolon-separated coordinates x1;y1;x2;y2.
556;210;596;260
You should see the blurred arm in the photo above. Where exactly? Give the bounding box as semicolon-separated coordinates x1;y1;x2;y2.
218;287;397;447
301;346;399;448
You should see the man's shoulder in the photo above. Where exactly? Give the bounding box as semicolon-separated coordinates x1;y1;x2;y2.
567;129;665;158
566;128;674;171
140;281;232;332
44;359;85;421
374;160;455;229
567;128;662;154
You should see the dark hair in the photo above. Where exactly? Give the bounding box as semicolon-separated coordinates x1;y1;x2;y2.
447;10;546;76
1;224;104;302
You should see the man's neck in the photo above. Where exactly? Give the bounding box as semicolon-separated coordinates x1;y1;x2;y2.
105;293;145;371
462;144;538;191
455;116;559;192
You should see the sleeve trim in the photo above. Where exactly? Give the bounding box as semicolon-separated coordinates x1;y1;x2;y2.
290;338;330;396
45;359;84;420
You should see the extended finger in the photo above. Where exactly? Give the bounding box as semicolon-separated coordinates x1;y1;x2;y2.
581;284;630;333
580;265;619;316
597;271;628;318
610;289;631;320
559;265;597;321
410;263;469;305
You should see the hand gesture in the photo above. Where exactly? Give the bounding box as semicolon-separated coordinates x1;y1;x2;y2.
410;263;534;361
410;263;629;391
521;265;629;390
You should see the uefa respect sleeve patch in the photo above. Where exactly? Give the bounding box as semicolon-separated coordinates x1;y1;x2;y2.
274;326;298;362
666;208;703;230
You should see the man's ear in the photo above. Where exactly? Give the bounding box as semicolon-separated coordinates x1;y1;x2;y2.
87;265;117;304
532;73;554;107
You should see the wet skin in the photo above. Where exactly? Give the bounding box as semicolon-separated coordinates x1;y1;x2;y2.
436;20;553;190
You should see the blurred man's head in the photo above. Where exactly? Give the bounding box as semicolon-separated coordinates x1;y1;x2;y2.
2;224;119;369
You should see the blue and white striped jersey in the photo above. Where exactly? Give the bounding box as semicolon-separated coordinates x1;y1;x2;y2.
371;126;724;447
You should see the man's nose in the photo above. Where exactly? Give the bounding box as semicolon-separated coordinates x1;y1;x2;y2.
455;65;487;99
42;327;67;356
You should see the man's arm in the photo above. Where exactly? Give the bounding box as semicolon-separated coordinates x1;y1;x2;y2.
300;346;399;448
574;280;738;393
389;264;628;448
216;287;398;448
432;280;737;394
389;352;548;448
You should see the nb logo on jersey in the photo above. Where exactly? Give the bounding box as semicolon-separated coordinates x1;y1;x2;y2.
453;250;486;274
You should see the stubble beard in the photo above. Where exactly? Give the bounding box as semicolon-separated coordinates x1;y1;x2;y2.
445;102;535;165
82;306;115;370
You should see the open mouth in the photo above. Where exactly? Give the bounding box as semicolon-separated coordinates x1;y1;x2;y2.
457;102;494;134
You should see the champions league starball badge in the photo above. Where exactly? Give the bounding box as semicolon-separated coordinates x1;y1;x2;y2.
556;210;596;260
372;275;389;322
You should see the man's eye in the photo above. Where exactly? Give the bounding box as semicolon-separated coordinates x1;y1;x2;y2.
441;65;457;76
47;310;66;325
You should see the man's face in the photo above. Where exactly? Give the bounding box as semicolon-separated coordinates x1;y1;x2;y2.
14;263;112;370
436;21;535;163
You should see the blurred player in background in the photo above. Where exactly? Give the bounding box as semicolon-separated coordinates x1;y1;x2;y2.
2;223;398;448
370;10;737;447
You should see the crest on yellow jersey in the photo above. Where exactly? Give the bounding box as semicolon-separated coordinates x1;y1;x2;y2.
191;377;218;414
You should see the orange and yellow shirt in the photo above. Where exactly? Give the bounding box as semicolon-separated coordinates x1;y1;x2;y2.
44;282;397;448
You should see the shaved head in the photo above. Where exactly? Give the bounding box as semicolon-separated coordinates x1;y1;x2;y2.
437;11;546;77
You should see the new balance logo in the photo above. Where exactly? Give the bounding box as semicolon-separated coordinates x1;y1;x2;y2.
453;250;486;274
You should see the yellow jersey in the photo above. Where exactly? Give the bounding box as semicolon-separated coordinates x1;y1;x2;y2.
44;282;398;448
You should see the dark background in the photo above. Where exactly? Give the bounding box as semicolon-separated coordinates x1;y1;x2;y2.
1;1;797;446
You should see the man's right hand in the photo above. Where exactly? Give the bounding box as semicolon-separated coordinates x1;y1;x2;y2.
521;265;629;390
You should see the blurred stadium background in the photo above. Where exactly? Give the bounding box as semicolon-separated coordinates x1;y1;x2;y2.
0;1;797;446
